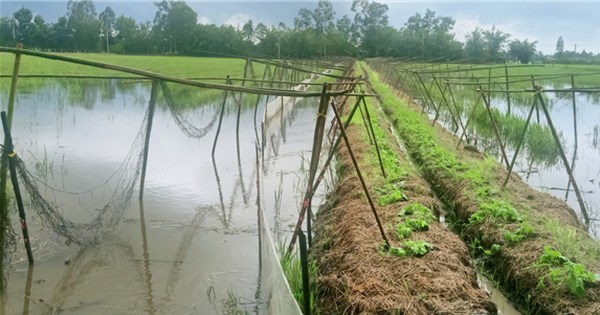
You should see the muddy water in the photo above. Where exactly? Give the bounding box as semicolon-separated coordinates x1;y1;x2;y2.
0;79;332;314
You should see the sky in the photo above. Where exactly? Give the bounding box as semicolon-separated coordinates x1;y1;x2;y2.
1;1;599;55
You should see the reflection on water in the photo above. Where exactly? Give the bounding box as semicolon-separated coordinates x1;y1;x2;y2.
0;79;331;314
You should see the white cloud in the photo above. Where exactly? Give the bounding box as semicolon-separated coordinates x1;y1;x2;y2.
223;14;252;30
197;16;212;25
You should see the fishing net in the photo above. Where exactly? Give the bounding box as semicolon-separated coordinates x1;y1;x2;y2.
160;80;222;139
5;105;150;247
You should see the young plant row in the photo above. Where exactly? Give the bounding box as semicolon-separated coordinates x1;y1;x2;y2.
362;61;600;313
360;95;434;259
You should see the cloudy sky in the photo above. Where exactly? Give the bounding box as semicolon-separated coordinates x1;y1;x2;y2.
1;1;599;54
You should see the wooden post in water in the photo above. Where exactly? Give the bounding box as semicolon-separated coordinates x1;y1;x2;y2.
139;79;159;201
212;76;231;156
0;43;23;289
288;84;331;254
535;89;590;227
480;88;510;168
1;111;34;264
504;64;511;115
503;99;537;188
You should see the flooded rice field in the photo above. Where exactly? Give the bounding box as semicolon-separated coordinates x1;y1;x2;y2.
0;79;333;314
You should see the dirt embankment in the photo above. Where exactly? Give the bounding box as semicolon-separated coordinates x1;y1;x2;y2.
362;62;600;315
312;96;497;314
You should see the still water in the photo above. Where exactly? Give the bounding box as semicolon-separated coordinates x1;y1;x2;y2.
0;79;332;314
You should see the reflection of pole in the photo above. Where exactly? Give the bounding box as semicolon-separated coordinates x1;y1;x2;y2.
22;264;34;315
1;111;34;264
535;90;589;227
504;64;511;115
212;76;231;156
139;79;159;201
138;201;156;315
1;44;23;287
565;75;578;200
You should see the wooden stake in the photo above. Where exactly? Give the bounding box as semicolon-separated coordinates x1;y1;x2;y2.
1;43;23;288
211;76;231;156
535;90;589;227
503;100;536;188
480;88;510;169
1;111;34;264
139;79;159;201
361;97;387;179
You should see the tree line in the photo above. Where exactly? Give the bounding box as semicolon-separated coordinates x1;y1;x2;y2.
1;0;598;64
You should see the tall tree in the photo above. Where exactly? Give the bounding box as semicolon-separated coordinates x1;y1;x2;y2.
483;25;510;62
351;0;389;56
153;0;198;54
67;0;100;51
99;6;115;53
464;27;486;60
509;39;537;64
555;36;564;57
13;6;33;44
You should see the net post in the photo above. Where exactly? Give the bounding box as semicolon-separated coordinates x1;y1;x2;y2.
1;111;34;265
1;43;23;288
535;90;589;227
139;79;159;201
212;76;231;156
298;229;311;315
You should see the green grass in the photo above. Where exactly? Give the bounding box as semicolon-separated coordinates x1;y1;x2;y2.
0;52;256;78
279;241;319;315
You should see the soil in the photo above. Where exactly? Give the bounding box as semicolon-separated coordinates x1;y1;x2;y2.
312;96;497;314
363;63;600;315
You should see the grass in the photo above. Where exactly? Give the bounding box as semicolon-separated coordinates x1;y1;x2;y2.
0;52;256;78
279;241;319;315
361;60;600;306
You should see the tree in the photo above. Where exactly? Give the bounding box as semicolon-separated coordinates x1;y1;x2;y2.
482;25;510;62
555;36;564;57
293;8;314;30
351;0;389;56
67;0;100;51
152;0;198;54
99;6;115;53
313;0;335;35
465;27;486;60
242;19;254;42
509;39;537;64
13;6;33;44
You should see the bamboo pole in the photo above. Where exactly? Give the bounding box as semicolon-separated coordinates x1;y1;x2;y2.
0;47;353;98
358;100;373;144
480;88;510;168
503;100;536;188
1;111;34;264
504;64;511;115
535;89;590;227
0;43;23;289
446;83;469;143
432;77;459;130
138;79;159;201
288;84;331;254
212;76;231;156
361;97;387;179
329;97;391;250
288;94;362;254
